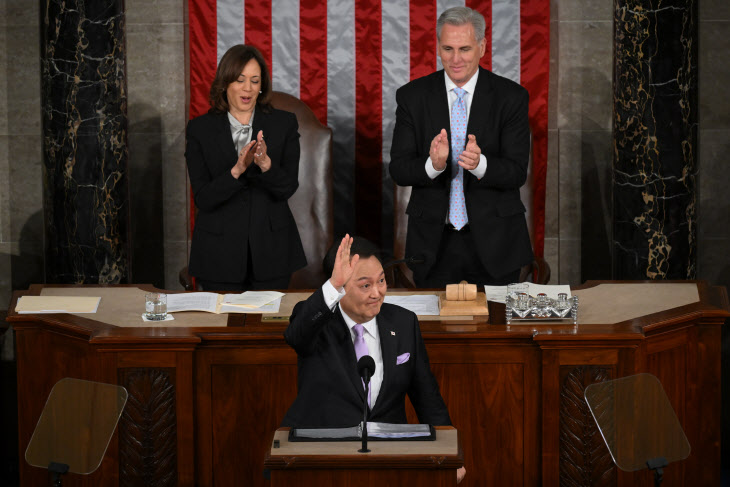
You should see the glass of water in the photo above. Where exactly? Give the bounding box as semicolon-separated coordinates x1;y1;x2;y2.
144;292;167;321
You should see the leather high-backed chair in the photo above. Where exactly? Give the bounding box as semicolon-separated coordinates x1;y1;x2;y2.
391;129;550;287
179;92;333;290
271;91;333;289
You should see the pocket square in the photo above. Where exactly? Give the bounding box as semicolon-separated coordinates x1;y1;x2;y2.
396;352;410;365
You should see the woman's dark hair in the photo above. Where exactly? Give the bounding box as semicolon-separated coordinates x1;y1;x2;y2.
209;44;273;114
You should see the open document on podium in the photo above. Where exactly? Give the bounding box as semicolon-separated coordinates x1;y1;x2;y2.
289;422;435;442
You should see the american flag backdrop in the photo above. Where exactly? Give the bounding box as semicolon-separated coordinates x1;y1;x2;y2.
188;0;549;259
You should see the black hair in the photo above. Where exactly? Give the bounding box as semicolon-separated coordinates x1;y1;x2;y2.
322;236;382;278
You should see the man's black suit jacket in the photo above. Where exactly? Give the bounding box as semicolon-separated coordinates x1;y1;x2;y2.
281;288;451;428
185;108;306;283
389;67;534;281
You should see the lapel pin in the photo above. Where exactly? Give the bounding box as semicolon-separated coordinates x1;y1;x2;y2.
391;331;396;336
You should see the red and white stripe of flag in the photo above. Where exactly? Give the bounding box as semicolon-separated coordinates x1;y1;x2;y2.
189;0;549;257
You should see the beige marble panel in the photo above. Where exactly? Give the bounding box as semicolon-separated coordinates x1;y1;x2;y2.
0;136;8;243
543;237;559;285
162;130;189;241
558;237;581;286
5;26;41;136
125;0;186;25
700;1;730;21
0;242;11;307
552;0;612;22
699;21;730;128
579;130;612;236
0;26;7;136
8;136;42;243
548;17;559;130
164;240;189;290
557;21;612;130
9;239;44;293
126;22;188;135
0;0;39;26
557;130;581;241
698;129;730;239
545;129;559;239
697;237;730;292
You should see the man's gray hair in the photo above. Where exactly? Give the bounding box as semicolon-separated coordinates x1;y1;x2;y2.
436;7;486;42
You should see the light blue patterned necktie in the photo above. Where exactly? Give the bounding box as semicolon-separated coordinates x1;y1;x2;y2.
448;87;468;230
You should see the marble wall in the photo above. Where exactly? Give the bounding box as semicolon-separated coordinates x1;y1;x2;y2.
0;0;729;306
125;0;189;289
699;0;730;291
0;1;44;307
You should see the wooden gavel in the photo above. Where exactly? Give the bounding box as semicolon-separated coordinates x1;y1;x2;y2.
445;281;477;301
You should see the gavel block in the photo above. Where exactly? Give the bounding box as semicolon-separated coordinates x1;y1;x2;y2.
440;281;489;317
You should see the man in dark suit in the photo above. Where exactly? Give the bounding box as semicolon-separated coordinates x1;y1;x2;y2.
390;7;533;288
281;235;451;428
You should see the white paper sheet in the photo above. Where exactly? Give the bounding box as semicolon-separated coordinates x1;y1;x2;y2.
384;294;440;315
166;292;219;313
222;291;285;308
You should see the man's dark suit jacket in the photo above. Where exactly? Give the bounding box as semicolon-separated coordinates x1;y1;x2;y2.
389;66;534;282
185;107;306;283
281;288;451;428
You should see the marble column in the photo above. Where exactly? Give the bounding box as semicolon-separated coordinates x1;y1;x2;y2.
41;0;130;284
612;0;698;279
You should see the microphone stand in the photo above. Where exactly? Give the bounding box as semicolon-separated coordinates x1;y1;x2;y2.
358;369;371;453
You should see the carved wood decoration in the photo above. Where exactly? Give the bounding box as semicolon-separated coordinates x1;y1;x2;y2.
559;366;616;487
118;368;177;487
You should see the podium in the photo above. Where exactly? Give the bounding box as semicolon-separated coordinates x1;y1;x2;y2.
264;426;463;486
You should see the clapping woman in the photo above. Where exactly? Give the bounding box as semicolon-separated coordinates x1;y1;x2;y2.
185;45;306;291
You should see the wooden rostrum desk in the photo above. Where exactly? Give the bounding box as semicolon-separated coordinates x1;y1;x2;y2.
8;281;728;487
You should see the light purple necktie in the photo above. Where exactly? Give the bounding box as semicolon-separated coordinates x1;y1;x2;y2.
353;324;371;408
448;87;468;230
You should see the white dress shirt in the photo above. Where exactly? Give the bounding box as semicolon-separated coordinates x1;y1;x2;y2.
322;280;384;408
425;70;488;181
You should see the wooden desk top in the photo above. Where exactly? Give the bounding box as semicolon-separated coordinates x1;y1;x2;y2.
7;281;729;344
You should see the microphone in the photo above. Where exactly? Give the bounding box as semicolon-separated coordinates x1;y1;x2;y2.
357;355;376;383
383;255;425;269
356;355;376;453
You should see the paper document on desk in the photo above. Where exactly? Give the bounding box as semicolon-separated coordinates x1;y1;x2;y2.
222;291;284;308
15;296;101;314
167;292;282;314
167;292;220;313
384;295;440;315
485;284;572;304
293;422;432;440
221;296;282;313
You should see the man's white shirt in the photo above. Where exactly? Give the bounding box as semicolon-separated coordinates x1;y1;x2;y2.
322;280;384;408
425;70;488;181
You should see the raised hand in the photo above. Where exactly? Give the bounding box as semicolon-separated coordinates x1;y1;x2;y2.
329;234;359;290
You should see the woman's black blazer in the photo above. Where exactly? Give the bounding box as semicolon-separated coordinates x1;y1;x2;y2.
185;108;306;282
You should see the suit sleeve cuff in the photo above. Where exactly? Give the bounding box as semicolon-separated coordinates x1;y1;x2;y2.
469;154;487;179
425;157;446;179
322;280;346;309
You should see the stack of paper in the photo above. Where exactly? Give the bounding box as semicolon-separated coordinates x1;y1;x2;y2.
15;296;101;314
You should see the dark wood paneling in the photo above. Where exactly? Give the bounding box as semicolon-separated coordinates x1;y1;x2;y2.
9;283;729;487
210;364;297;487
558;365;615;487
118;368;177;487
